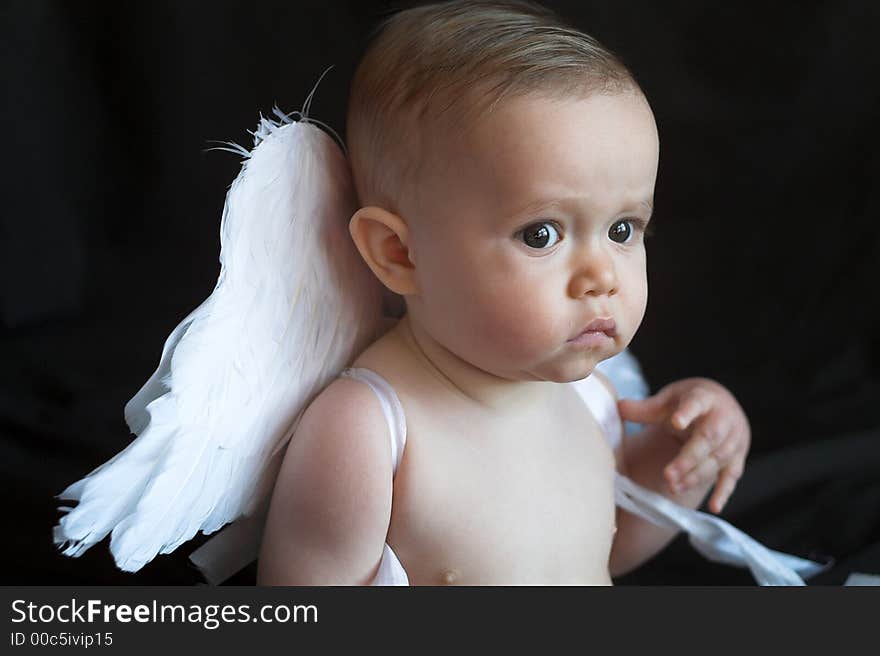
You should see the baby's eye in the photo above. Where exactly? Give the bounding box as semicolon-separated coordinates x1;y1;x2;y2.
518;222;561;249
608;219;635;244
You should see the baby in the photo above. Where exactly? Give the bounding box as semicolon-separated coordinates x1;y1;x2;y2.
257;0;751;585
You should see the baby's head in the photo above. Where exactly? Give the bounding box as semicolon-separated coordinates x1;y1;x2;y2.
347;0;659;384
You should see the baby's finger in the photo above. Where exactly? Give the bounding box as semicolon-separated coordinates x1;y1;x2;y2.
709;429;743;466
664;436;711;486
708;462;743;513
665;414;729;482
675;453;720;493
669;388;712;431
617;393;674;425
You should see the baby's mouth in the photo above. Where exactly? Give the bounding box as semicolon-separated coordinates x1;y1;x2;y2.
569;317;617;342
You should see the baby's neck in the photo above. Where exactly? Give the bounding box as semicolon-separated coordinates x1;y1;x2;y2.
392;314;555;412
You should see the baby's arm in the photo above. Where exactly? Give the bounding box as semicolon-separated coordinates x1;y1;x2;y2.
256;378;393;585
608;414;712;577
592;372;689;577
603;375;751;578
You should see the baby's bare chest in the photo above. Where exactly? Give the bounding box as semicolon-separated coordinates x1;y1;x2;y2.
387;398;617;584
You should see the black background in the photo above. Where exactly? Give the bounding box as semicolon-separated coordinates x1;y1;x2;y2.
2;1;878;585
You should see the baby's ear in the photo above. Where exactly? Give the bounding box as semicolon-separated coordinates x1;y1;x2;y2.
349;207;418;296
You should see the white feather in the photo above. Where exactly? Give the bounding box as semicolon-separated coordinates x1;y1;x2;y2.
54;108;383;573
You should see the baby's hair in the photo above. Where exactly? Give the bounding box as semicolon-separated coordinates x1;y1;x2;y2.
346;0;639;211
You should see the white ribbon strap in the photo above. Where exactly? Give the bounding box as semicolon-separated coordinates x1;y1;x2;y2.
614;473;827;585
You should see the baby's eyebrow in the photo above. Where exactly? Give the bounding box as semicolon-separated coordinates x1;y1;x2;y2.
508;198;565;217
506;196;654;221
515;198;654;216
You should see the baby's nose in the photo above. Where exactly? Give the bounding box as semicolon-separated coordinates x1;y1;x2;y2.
568;251;617;298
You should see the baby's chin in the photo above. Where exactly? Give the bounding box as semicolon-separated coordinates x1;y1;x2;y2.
530;350;618;384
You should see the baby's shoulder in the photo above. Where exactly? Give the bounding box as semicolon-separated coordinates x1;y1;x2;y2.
298;375;392;455
259;375;394;584
273;374;395;529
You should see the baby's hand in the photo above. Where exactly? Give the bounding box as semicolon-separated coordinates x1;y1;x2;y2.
617;378;751;513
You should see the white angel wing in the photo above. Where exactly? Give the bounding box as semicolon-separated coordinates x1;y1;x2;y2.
54;110;383;573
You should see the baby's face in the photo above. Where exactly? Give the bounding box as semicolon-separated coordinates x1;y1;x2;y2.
405;90;659;383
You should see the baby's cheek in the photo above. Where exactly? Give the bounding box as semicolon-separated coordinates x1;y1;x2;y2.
426;253;564;362
468;287;562;358
622;274;649;336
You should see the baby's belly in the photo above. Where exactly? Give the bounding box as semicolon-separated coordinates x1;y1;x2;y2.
386;422;618;585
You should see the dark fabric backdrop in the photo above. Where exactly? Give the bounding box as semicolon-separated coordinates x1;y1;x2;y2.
2;1;878;584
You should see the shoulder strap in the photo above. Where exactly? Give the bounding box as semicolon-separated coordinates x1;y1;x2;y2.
570;373;622;452
339;367;407;476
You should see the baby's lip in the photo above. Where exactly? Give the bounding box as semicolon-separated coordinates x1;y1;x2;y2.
570;317;617;340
